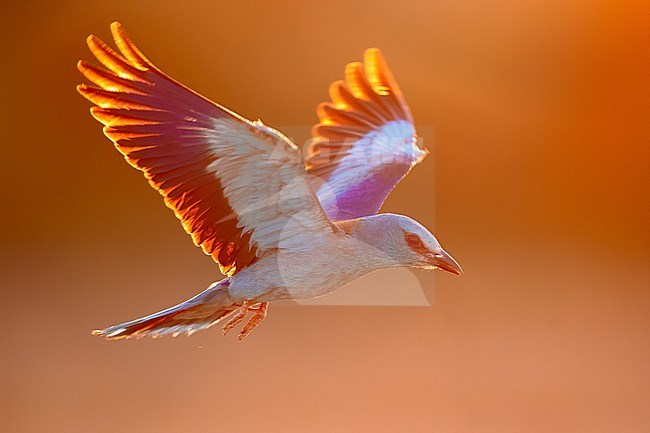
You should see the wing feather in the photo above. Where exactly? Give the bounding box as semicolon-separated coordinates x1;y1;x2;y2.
306;49;427;221
79;22;333;276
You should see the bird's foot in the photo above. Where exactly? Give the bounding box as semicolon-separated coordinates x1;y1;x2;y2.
221;308;248;336
238;302;269;341
221;301;269;341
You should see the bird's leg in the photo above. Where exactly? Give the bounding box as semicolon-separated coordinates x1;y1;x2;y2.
237;302;269;341
221;306;249;336
221;301;270;339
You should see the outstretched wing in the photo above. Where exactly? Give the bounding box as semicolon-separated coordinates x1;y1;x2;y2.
305;49;427;221
78;22;334;276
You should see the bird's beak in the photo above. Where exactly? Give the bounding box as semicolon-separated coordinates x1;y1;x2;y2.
430;249;463;275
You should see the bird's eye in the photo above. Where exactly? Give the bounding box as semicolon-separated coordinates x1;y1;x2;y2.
404;232;423;248
403;231;431;255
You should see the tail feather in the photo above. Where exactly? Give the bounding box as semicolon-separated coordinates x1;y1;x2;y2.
93;279;238;340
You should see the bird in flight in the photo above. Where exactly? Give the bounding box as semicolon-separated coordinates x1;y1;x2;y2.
79;22;462;341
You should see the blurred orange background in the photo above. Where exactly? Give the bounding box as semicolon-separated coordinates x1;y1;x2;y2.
1;1;648;432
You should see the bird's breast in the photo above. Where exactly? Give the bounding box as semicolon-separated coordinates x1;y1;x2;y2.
228;235;370;302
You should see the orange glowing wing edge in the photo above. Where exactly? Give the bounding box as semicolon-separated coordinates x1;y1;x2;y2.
77;22;257;276
305;49;426;220
307;49;415;174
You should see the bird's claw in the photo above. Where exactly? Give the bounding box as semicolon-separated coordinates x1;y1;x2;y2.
238;302;269;341
221;309;248;336
221;301;269;341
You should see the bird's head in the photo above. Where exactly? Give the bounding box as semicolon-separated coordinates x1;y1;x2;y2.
350;214;463;275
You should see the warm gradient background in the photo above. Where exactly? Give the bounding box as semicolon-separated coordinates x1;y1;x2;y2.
1;1;648;432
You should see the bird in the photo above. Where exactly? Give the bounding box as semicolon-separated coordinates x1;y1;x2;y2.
78;22;462;341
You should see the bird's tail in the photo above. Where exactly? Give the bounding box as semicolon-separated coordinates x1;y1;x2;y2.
92;279;238;340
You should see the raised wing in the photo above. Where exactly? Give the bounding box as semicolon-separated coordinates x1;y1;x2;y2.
78;22;334;276
305;49;427;221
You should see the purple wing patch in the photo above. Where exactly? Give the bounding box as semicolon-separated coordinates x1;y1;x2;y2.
319;163;413;220
305;49;427;221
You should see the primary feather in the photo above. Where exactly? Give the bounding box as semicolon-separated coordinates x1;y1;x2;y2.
306;48;427;220
78;22;333;276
